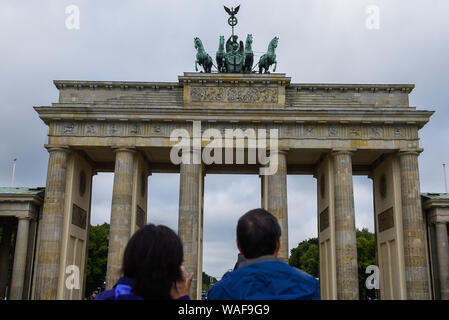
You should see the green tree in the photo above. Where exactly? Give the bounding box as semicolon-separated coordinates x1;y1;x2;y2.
202;271;217;291
356;228;376;300
85;223;109;298
289;237;319;278
289;228;377;299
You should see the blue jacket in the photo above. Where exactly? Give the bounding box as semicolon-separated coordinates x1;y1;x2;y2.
207;257;320;300
95;277;143;300
95;276;190;300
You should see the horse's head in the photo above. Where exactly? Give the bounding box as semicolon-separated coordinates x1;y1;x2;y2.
271;36;279;49
218;35;225;47
194;37;201;50
246;34;253;45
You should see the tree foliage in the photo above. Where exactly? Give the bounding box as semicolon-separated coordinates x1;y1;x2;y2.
202;271;217;291
85;223;109;298
356;228;376;299
289;228;378;299
289;237;319;278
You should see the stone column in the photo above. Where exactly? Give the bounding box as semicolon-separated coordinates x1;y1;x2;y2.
0;223;12;299
178;153;203;300
265;150;289;260
106;147;135;289
399;150;430;299
9;217;30;300
34;146;69;300
331;149;359;300
435;222;449;300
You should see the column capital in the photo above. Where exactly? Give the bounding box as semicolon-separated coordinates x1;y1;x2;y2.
16;215;32;221
111;146;136;154
274;147;290;156
398;148;423;156
44;144;70;153
331;148;357;156
433;220;449;226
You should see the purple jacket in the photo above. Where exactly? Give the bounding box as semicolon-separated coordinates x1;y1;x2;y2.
95;276;190;300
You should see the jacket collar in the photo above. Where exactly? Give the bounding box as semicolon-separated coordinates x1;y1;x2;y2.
238;256;285;269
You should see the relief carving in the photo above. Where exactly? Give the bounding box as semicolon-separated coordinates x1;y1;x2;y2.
63;122;76;134
85;123;97;136
129;123;139;135
190;86;278;104
349;126;361;137
304;125;315;137
151;123;162;134
369;126;381;138
327;125;339;137
394;126;405;138
107;123;121;136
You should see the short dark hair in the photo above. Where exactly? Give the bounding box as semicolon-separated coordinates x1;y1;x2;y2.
236;208;281;259
122;224;184;300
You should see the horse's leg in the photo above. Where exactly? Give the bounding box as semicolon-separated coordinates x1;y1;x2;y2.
195;60;199;72
273;61;277;73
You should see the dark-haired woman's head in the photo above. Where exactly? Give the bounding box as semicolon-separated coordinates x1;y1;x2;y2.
122;224;184;300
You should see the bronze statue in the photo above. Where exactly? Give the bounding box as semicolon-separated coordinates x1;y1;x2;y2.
258;36;278;73
195;5;279;74
194;37;213;73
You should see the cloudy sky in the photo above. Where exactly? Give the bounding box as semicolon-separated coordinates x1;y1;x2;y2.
1;0;448;279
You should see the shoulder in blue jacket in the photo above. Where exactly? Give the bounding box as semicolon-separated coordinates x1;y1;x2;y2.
207;257;320;300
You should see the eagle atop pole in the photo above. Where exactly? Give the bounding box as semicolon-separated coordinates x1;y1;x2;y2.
224;5;240;37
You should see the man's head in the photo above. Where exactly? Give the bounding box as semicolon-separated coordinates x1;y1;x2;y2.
236;208;281;259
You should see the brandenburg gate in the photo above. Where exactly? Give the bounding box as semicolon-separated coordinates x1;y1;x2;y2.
29;70;434;300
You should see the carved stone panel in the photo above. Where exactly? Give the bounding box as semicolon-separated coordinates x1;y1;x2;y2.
304;125;316;137
136;205;145;228
190;86;278;104
378;207;394;232
84;123;98;136
72;204;87;229
107;123;123;136
62;122;77;135
369;126;382;138
327;125;339;137
320;207;330;232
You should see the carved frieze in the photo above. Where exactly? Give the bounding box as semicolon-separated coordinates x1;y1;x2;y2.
190;86;278;104
51;120;417;142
